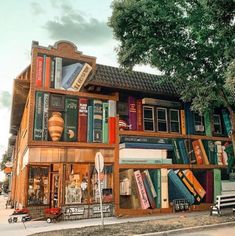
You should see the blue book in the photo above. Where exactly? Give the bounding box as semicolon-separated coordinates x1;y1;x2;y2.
184;103;194;135
178;140;190;164
168;169;194;205
61;62;83;89
87;105;93;142
119;142;173;150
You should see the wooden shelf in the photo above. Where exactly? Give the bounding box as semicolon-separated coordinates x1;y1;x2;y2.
28;140;117;149
118;164;228;170
33;87;119;101
119;130;231;141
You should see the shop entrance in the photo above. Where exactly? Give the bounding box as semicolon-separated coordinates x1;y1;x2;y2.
50;173;59;208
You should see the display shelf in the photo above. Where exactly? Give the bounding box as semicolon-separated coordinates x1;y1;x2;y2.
118;164;191;170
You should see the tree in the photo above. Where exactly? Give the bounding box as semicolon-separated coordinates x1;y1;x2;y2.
1;151;11;171
109;0;235;154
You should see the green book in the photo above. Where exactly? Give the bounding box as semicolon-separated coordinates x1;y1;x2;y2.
102;102;108;143
203;140;217;164
64;97;78;142
172;139;183;164
149;169;161;208
213;169;222;202
34;91;43;140
204;111;212;136
93;99;103;142
222;110;232;135
87;105;93;142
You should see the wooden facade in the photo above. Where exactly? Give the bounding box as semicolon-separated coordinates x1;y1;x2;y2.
8;41;232;219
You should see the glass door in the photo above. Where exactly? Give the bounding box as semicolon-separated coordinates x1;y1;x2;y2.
51;173;59;208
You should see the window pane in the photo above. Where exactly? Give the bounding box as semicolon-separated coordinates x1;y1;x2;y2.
170;110;179;121
144;107;153;119
28;167;49;205
158;122;167;132
65;164;89;204
171;122;180;132
144;121;154;131
157;109;166;120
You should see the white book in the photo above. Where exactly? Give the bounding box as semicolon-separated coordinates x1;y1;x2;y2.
54;57;63;89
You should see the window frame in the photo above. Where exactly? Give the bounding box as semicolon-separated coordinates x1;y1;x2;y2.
213;114;222;135
156;107;168;132
169;109;180;133
143;105;155;132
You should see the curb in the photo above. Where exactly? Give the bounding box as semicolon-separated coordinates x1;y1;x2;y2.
133;221;235;236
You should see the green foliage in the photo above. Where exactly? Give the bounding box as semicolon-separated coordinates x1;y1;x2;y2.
109;0;235;113
0;152;11;171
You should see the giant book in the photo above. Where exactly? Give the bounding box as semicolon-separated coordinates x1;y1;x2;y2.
161;168;169;208
50;59;55;88
120;136;171;145
149;169;161;208
143;170;157;198
177;169;206;203
134;170;150;209
87;105;93;143
128;96;137;130
136;99;143;131
202;140;217;165
78;98;88;142
71;63;92;91
54;57;63;89
204;111;212;137
180;110;186;135
142;172;156;209
222;110;232;135
192;140;204;165
213;169;222;202
168;169;194;205
102;102;109;143
44;56;51;89
64;97;78;142
36;56;43;87
172;139;183;164
178;139;190;164
42;93;49;140
34;91;43;140
93;99;103;142
108;100;116;144
119;169;140;209
61;62;83;89
119;142;173;150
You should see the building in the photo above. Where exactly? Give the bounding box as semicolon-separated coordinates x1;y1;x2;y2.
8;41;232;219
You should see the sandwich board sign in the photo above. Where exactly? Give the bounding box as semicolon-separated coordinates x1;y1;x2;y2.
95;152;104;228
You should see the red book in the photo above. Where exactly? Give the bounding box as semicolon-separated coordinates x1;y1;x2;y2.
192;140;204;165
36;56;43;87
136;99;143;131
44;57;51;88
78;98;88;142
108;117;116;144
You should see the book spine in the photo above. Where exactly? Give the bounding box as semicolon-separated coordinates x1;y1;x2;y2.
192;140;204;165
204;111;212;136
42;55;47;87
198;139;210;165
42;93;49;140
136;99;143;131
128;96;137;130
213;169;222;202
93;100;103;142
44;57;51;89
64;97;78;142
36;56;44;87
160;168;169;208
50;60;55;88
180;110;186;135
119;142;173;150
108;100;116;144
172;139;183;164
54;57;63;89
178;139;190;164
222;110;232;135
120;136;170;144
87;105;93;142
33;91;43;140
102;102;109;143
71;63;92;90
78;98;88;142
134;170;150;209
142;172;156;209
143;170;157;198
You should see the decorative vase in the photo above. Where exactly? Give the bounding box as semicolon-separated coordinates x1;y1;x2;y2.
48;112;64;141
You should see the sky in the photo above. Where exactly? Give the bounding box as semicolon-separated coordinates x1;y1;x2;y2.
0;0;159;181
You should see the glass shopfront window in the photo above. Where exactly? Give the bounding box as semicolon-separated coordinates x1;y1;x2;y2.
28;166;49;205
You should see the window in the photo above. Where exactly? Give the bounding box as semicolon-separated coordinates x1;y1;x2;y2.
28;166;49;205
213;114;222;134
157;108;168;132
64;164;89;204
194;113;204;132
170;109;180;132
143;106;155;131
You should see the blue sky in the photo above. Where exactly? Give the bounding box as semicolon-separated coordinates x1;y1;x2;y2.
0;0;157;180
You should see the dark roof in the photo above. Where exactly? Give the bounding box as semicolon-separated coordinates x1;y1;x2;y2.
87;64;179;97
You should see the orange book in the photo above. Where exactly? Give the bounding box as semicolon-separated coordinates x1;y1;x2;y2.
108;117;116;144
198;139;210;165
192;140;203;165
136;99;143;131
180;110;186;135
44;57;51;88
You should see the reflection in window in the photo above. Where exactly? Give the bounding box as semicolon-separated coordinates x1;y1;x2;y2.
65;164;89;204
28;166;49;205
213;114;222;134
90;165;113;203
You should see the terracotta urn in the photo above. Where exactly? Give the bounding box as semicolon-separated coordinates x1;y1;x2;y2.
48;112;64;141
